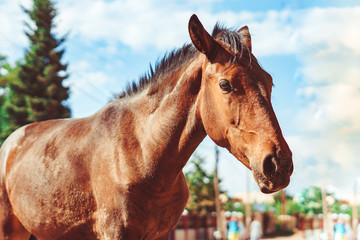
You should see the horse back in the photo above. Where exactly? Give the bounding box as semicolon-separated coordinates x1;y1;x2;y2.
1;118;90;182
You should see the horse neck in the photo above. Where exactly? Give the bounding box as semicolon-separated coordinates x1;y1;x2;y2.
131;55;206;177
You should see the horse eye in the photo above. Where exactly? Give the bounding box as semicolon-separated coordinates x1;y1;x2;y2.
219;80;232;92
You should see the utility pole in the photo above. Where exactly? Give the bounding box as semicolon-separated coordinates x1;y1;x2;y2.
245;171;252;234
281;190;287;231
321;187;332;240
214;146;226;239
281;190;286;216
353;180;358;231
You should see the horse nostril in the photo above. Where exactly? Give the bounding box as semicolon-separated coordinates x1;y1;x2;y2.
263;154;278;177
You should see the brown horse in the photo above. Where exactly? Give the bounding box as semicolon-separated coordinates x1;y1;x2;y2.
0;14;293;240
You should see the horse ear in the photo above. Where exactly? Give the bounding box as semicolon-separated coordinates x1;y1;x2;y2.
188;14;219;60
238;26;252;52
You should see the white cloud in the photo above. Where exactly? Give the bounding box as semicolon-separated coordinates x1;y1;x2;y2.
56;0;194;51
0;0;31;61
66;60;115;99
54;2;360;58
3;1;360;59
297;7;360;54
287;128;360;197
285;8;360;195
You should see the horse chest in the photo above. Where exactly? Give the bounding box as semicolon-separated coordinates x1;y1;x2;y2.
129;182;189;238
93;174;189;239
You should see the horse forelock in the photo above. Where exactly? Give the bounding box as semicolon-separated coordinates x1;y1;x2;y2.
212;24;274;89
212;23;256;66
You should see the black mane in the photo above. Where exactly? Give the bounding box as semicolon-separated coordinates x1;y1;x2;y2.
115;44;197;99
115;24;253;99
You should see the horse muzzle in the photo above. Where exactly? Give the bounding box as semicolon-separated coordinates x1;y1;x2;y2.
252;153;293;194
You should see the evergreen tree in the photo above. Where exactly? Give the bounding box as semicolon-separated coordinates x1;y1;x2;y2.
0;56;6;135
0;55;7;99
1;60;23;143
0;0;70;143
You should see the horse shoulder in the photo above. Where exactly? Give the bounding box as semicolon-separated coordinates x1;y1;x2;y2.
91;103;147;180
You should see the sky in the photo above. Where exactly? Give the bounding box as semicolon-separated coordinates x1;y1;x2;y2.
1;0;360;199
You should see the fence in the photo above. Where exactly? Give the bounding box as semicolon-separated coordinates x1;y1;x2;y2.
171;213;217;240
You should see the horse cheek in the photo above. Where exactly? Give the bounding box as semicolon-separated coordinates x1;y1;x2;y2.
200;93;226;147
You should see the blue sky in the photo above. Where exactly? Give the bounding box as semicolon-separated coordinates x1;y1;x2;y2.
1;0;360;199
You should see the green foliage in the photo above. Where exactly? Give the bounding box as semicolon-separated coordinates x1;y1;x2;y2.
0;62;24;141
0;0;70;144
0;55;8;99
223;199;245;213
0;55;14;137
286;199;300;215
295;186;323;215
185;154;217;216
0;55;5;134
267;191;299;216
330;202;352;216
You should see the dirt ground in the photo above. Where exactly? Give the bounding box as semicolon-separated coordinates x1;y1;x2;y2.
263;231;304;239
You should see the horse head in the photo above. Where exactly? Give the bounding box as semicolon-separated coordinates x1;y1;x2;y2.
189;14;293;193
